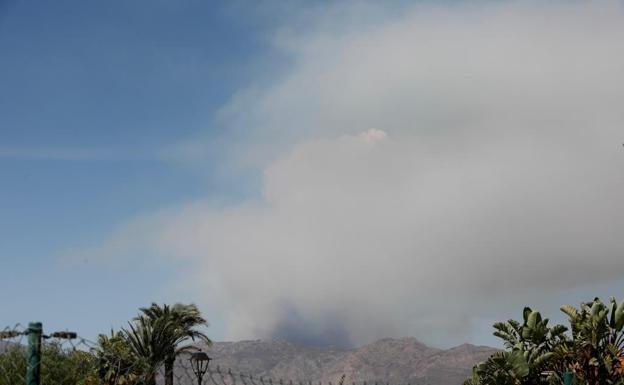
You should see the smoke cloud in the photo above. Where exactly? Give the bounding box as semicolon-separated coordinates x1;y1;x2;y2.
81;1;624;347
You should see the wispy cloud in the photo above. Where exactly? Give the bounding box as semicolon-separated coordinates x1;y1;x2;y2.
0;146;158;161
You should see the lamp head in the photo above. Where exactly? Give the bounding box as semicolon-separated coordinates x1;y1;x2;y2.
189;350;211;376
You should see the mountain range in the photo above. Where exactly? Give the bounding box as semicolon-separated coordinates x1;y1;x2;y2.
187;338;499;385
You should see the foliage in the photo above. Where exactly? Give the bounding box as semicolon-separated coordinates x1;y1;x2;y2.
92;331;149;385
0;341;96;385
122;303;211;385
0;344;27;385
465;297;624;385
556;298;624;385
1;302;210;385
42;341;97;385
466;307;566;385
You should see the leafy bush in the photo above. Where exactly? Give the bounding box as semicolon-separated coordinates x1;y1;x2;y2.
465;297;624;385
0;342;96;385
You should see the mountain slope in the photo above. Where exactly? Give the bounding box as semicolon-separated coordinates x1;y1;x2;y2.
191;338;498;385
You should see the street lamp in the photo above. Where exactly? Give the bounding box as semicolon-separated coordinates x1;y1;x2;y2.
189;350;211;385
563;371;574;385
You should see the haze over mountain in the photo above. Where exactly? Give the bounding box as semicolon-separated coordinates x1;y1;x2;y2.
182;337;498;385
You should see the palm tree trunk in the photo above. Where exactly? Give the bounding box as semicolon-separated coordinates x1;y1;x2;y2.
165;357;175;385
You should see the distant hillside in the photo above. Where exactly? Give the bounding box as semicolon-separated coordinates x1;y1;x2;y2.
182;338;498;385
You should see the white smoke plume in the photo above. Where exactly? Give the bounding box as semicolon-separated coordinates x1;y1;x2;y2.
79;1;624;347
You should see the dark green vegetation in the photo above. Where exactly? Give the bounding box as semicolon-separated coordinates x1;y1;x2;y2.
0;303;210;385
4;298;624;385
0;341;96;385
465;297;624;385
124;303;211;385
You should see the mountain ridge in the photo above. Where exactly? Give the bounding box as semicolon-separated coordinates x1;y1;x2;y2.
192;337;499;385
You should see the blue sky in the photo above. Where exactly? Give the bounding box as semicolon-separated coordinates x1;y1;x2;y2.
0;0;286;339
2;1;624;349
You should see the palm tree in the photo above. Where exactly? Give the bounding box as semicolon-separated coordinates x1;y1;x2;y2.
123;315;169;385
93;330;148;385
124;303;211;385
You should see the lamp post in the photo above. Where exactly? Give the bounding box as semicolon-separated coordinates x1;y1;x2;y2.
189;350;211;385
563;371;574;385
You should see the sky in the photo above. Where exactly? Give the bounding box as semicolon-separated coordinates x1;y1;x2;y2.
1;0;624;349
